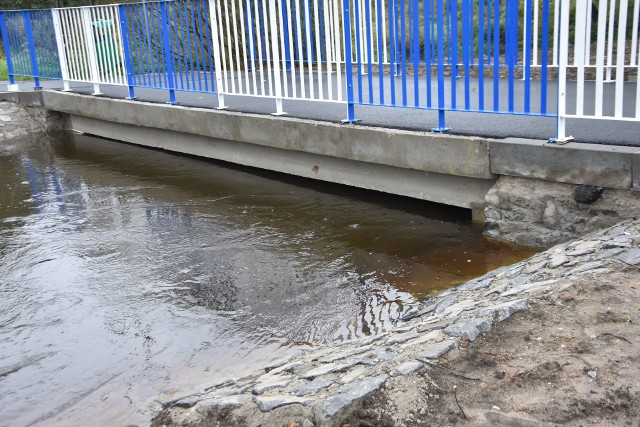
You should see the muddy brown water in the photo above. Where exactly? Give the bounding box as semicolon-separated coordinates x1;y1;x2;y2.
0;133;536;426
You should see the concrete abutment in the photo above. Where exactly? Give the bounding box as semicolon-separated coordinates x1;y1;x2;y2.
2;90;639;248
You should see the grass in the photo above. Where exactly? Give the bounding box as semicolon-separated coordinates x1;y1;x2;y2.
0;56;32;82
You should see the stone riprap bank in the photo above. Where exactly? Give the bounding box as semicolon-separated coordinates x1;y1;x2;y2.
156;220;640;427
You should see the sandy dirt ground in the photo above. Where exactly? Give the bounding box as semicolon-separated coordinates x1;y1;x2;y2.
344;269;640;427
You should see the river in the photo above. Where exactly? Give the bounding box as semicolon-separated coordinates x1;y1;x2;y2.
0;133;535;426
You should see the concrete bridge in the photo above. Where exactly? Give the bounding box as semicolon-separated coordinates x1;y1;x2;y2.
2;86;639;247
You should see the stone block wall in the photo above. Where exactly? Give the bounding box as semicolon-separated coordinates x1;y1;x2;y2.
484;176;640;247
0;101;64;142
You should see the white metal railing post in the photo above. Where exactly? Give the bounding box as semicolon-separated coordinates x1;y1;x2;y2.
51;9;71;91
552;0;572;143
533;0;539;66
81;7;102;95
595;0;608;116
614;0;629;119
268;0;286;115
553;0;560;66
606;0;616;81
208;0;228;109
574;0;586;116
632;0;640;66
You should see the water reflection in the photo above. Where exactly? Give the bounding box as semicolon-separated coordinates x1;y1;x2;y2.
0;134;536;426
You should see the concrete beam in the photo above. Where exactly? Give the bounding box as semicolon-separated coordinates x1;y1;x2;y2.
0;90;44;107
490;138;638;190
69;115;496;209
43;91;494;180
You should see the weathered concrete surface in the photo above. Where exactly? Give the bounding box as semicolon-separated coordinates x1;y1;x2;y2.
490;137;638;190
485;176;640;247
42;91;494;180
0;90;45;108
66;114;496;209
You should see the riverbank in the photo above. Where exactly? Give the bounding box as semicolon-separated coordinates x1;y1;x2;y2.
153;219;640;427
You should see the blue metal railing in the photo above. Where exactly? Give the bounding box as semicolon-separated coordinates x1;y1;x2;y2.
118;0;217;102
345;0;554;129
0;9;61;88
0;0;565;135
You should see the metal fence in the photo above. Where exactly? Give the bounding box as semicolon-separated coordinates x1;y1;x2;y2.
1;0;639;141
0;9;61;89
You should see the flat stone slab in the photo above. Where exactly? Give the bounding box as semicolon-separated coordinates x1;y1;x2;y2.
195;395;245;416
302;360;358;379
444;318;493;341
394;361;424;376
314;374;388;425
318;345;373;363
296;378;334;397
385;331;419;345
476;299;529;322
415;339;457;360
254;395;313;412
501;279;558;297
253;374;293;395
339;366;370;384
548;253;569;268
618;248;640;266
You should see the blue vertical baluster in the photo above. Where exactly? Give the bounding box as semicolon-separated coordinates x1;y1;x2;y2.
354;0;363;103
388;0;396;105
203;0;215;92
400;0;407;106
319;1;326;63
487;0;492;65
191;2;203;92
137;8;148;87
478;0;485;110
450;0;458;109
342;0;357;122
176;1;190;90
376;0;384;104
524;0;533;113
160;2;177;103
462;0;470;110
425;0;432;108
507;0;516;112
144;4;158;88
493;0;500;111
23;11;40;89
245;0;255;70
540;0;549;114
197;1;208;92
394;0;401;75
0;12;17;88
433;0;450;131
412;0;419;107
119;4;136;99
281;0;291;71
